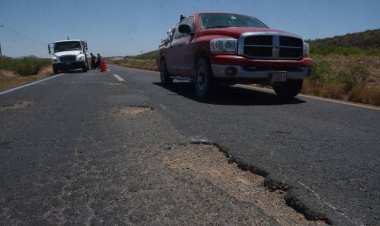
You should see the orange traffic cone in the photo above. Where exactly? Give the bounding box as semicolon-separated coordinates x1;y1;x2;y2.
100;59;107;72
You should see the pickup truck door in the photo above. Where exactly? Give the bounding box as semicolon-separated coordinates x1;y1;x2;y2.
165;17;195;76
180;16;196;77
165;34;183;75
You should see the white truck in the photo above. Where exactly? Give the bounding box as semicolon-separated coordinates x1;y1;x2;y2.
48;39;89;74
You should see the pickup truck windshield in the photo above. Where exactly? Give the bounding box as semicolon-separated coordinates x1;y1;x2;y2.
54;41;82;53
200;13;268;30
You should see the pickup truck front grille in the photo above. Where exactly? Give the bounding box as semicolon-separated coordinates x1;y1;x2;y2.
239;33;303;60
60;55;76;62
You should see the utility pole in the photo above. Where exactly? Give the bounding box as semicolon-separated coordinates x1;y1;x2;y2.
0;24;3;69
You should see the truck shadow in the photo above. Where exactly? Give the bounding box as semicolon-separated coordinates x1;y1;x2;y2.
58;69;86;74
153;82;305;106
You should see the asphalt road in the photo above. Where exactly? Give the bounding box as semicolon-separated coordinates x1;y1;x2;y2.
0;66;379;225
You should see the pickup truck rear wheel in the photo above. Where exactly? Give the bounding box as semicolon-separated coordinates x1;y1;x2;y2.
195;57;213;99
160;59;173;86
273;80;303;99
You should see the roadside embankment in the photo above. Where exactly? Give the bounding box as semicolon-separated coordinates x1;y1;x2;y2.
302;55;380;105
0;56;53;90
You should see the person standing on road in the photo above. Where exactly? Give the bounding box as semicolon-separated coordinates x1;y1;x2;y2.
97;53;101;70
90;53;96;69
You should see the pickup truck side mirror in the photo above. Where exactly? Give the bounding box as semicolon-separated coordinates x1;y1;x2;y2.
178;24;193;35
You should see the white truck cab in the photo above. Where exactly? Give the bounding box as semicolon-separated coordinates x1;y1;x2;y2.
48;39;89;73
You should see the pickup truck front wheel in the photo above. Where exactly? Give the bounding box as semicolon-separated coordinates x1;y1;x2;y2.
195;57;213;99
52;65;59;74
160;59;173;86
273;80;303;100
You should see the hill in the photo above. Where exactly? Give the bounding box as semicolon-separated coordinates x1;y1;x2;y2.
134;50;159;60
311;29;380;49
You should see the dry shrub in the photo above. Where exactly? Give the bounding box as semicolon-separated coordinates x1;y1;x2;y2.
349;85;380;105
335;64;369;92
0;69;18;78
301;79;322;96
0;66;53;91
302;79;346;100
110;59;158;71
38;65;53;76
319;83;346;99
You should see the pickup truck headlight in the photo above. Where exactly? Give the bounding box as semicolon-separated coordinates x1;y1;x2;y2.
78;56;85;61
52;57;58;63
303;42;310;57
210;38;238;54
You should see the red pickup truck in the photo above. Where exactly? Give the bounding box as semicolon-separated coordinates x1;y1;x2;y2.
158;12;312;99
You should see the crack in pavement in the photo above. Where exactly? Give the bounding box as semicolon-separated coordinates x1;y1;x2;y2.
162;143;328;226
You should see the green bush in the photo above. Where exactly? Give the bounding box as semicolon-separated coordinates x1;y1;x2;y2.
367;49;380;56
1;56;51;76
307;59;370;93
335;64;369;91
309;59;332;85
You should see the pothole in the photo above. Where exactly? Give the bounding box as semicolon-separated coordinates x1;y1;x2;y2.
161;143;328;226
0;101;33;112
119;105;152;116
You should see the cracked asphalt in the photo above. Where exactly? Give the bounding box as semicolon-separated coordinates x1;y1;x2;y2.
0;66;379;225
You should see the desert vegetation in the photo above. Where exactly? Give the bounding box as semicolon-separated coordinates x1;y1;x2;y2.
107;51;158;71
302;55;380;105
1;56;51;76
109;58;158;71
304;29;380;105
0;56;52;90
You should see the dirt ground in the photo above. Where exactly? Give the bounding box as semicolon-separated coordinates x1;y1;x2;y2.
0;66;53;91
162;144;328;226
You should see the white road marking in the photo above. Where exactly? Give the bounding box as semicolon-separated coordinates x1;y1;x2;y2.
0;73;64;96
297;181;362;225
113;74;125;82
297;93;380;111
237;84;380;111
107;69;111;72
160;104;167;110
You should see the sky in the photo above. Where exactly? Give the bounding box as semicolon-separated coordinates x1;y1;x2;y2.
0;0;379;58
